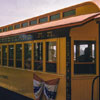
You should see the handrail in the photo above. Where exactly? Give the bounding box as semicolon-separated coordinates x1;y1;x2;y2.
91;76;100;100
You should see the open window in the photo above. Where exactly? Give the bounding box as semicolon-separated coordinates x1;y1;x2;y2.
46;41;57;73
8;45;14;67
24;43;32;69
74;41;96;74
34;42;43;71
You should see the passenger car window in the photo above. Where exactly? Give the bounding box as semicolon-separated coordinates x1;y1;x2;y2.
8;45;14;67
34;42;43;71
74;41;96;74
46;42;57;73
2;45;7;66
24;43;32;69
16;44;22;68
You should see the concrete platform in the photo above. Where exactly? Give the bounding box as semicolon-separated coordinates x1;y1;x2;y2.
0;87;33;100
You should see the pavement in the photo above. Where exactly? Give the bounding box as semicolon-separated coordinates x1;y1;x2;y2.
0;87;33;100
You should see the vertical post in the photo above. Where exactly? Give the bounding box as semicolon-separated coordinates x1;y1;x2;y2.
99;23;100;100
66;28;71;100
22;43;24;69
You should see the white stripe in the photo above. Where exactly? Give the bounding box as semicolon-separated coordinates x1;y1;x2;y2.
44;83;58;92
33;80;44;99
44;89;49;100
33;79;42;87
34;86;43;99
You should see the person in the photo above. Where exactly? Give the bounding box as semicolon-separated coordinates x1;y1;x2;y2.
77;47;93;62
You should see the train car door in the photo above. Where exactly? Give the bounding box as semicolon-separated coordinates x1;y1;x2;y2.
69;19;99;100
71;38;99;100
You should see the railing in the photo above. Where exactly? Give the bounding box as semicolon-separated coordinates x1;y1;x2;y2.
91;76;100;100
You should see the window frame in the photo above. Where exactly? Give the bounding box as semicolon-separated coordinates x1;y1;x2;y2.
33;38;59;74
63;9;76;18
23;41;33;70
8;26;13;31
71;38;98;77
50;13;60;21
0;29;2;33
3;27;8;32
15;42;23;69
0;38;59;74
14;24;21;29
45;38;59;74
21;22;29;28
29;20;37;26
33;40;44;72
1;44;8;67
39;17;48;23
8;43;15;67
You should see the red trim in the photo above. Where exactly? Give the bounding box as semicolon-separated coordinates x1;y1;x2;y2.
33;74;60;85
45;78;60;85
33;74;43;82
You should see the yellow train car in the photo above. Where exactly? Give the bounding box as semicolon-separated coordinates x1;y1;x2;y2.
0;0;100;100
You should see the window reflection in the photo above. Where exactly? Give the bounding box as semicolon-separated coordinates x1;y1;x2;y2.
24;43;32;69
46;42;56;73
34;43;43;71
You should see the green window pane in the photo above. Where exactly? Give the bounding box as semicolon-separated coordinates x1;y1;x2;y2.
39;17;48;23
63;10;76;17
8;26;13;31
50;13;60;21
14;24;20;29
30;20;37;25
3;28;7;32
21;22;28;27
0;29;2;33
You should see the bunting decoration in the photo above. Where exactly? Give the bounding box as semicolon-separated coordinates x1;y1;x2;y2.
33;74;59;100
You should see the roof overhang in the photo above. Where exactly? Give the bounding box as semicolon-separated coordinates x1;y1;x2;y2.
0;12;100;37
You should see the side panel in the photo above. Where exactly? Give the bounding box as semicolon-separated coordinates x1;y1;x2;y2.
70;20;99;100
72;77;99;100
0;37;67;100
99;23;100;100
0;67;34;98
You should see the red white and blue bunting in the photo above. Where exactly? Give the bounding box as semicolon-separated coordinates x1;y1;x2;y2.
33;74;60;100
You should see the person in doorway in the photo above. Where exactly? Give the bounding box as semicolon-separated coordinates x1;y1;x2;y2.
78;47;93;62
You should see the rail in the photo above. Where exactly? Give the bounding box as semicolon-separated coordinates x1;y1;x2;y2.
91;76;100;100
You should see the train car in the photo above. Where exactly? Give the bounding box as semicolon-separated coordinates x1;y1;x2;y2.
0;0;100;100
